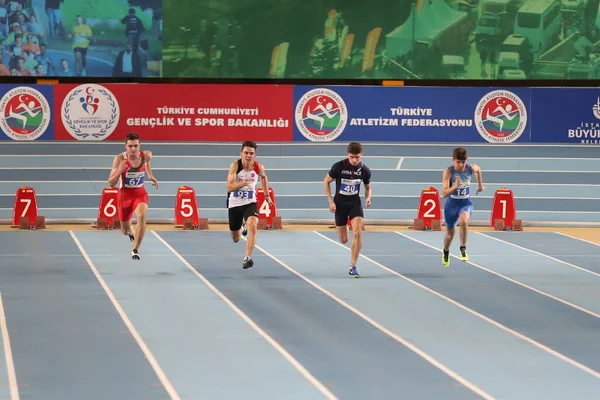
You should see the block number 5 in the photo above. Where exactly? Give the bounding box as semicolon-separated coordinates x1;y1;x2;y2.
180;198;194;217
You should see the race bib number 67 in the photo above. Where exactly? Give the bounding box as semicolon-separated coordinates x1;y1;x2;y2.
124;171;144;188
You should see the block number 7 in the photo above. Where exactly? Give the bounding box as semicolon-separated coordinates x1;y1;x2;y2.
20;199;31;217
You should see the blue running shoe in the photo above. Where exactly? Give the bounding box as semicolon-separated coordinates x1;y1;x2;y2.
349;265;360;278
242;223;248;237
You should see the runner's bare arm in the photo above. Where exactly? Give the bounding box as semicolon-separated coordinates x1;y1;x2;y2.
323;173;334;203
107;155;124;187
144;150;159;188
472;164;485;194
364;183;372;207
259;164;274;205
227;162;247;192
441;168;459;198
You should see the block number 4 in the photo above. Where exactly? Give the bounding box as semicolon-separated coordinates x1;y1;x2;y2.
259;199;271;217
422;199;436;218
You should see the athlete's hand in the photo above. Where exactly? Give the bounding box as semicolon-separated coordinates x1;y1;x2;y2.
266;196;274;207
476;185;485;195
329;201;336;213
365;198;371;208
150;177;159;189
240;177;250;189
118;159;128;172
453;176;460;189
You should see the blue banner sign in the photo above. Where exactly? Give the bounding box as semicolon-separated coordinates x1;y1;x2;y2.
293;86;531;143
530;88;600;144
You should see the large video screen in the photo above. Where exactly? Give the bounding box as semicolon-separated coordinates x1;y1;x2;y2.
162;0;598;80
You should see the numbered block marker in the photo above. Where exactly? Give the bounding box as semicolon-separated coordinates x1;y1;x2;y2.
97;188;120;229
490;188;522;231
256;188;280;229
415;187;441;231
175;186;208;230
13;186;41;229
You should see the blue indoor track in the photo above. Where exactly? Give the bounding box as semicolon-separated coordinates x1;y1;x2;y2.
0;228;599;399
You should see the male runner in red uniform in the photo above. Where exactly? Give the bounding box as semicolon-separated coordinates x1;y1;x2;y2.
107;133;159;260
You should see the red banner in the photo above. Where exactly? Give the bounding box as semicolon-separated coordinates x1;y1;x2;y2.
53;84;294;141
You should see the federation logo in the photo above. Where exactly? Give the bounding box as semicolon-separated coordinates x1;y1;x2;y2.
0;86;51;141
474;90;527;143
61;84;119;140
295;88;348;142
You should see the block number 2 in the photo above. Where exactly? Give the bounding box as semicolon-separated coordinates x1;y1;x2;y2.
19;199;31;217
422;199;436;218
180;199;194;217
259;199;271;217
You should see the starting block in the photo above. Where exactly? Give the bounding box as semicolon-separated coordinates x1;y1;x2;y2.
257;218;268;230
490;188;523;231
175;186;209;229
414;187;442;230
97;188;120;229
96;218;121;230
13;186;45;229
182;217;209;230
272;216;283;230
256;187;281;229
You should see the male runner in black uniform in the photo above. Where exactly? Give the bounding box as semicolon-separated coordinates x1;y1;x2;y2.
323;142;372;278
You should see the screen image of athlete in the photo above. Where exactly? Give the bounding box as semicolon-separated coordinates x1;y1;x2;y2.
441;147;485;267
323;142;372;278
107;133;159;260
226;141;274;270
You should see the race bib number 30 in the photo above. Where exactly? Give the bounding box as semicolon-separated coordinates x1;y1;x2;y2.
339;178;361;196
233;190;254;200
124;172;145;188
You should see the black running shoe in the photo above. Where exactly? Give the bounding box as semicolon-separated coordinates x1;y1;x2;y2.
242;257;253;269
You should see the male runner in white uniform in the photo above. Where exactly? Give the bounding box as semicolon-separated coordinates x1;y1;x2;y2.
226;141;274;269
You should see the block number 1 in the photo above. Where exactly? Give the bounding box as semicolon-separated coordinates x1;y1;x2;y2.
499;199;506;219
19;199;31;217
180;198;193;217
422;199;436;217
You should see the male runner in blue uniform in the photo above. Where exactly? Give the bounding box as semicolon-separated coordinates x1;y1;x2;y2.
441;147;485;267
324;142;372;277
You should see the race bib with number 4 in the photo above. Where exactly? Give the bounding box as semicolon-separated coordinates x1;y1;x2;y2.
339;178;361;195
